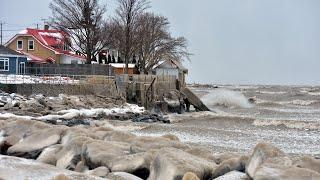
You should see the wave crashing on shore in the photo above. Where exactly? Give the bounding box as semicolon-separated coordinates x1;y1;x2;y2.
201;89;252;109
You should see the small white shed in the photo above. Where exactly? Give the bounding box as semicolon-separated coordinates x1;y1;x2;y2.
153;60;188;87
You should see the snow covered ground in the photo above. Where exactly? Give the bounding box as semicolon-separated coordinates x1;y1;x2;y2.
0;74;80;84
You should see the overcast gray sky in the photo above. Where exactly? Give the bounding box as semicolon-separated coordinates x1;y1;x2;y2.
1;0;320;85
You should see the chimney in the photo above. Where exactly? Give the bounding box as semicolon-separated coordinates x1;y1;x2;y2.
44;24;49;30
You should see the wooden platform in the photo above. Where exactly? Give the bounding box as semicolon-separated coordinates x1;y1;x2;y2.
181;87;210;111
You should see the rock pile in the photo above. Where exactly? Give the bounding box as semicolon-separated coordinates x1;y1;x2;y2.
0;92;126;115
0;119;319;180
0;92;169;124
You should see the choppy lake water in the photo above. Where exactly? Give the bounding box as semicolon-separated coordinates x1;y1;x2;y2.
133;85;320;156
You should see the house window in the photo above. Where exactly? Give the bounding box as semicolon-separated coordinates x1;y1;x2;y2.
0;58;9;71
17;40;23;50
63;43;69;51
28;40;34;50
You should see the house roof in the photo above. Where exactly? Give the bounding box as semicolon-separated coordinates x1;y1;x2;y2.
153;59;188;72
6;28;86;61
0;45;25;57
18;51;55;64
19;28;67;48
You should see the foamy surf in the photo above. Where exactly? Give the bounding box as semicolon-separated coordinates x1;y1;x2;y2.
201;89;253;109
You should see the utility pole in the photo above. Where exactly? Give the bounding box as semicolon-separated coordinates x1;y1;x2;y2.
0;21;3;45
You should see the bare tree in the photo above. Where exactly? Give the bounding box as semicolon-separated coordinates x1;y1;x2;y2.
136;13;190;73
50;0;112;64
114;0;150;73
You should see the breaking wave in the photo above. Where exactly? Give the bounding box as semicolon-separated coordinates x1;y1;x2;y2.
201;89;252;108
253;119;320;130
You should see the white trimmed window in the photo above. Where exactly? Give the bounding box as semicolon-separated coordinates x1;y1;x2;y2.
0;58;9;71
17;40;23;50
28;40;34;50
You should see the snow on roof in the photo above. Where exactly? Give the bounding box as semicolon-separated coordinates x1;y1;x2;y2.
18;29;28;34
39;32;64;39
110;63;136;68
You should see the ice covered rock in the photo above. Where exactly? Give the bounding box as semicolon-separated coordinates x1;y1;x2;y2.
110;151;155;179
56;136;92;170
184;146;215;161
294;155;320;173
182;172;200;180
254;164;320;180
4;100;20;108
213;152;245;164
87;166;110;178
0;155;104;180
211;155;248;178
213;171;249;180
148;147;216;180
37;144;63;165
246;142;292;178
107;172;143;180
7;128;64;159
103;130;136;143
130;136;189;153
82;140;131;169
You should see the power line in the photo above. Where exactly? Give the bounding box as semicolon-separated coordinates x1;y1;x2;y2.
2;29;24;32
0;21;4;45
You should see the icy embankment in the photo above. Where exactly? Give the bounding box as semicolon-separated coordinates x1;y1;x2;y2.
0;104;145;121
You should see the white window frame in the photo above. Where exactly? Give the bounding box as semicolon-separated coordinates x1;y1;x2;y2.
28;40;35;50
0;58;9;71
19;62;26;74
17;40;23;50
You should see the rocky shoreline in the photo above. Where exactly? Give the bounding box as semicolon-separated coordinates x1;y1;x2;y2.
0;92;168;124
0;118;319;180
0;93;320;180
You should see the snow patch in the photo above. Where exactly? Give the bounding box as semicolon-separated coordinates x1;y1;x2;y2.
39;32;63;39
0;113;33;120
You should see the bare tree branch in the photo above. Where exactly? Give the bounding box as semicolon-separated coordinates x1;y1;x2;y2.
114;0;150;73
49;0;111;64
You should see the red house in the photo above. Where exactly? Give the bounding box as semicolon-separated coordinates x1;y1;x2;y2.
5;26;86;64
